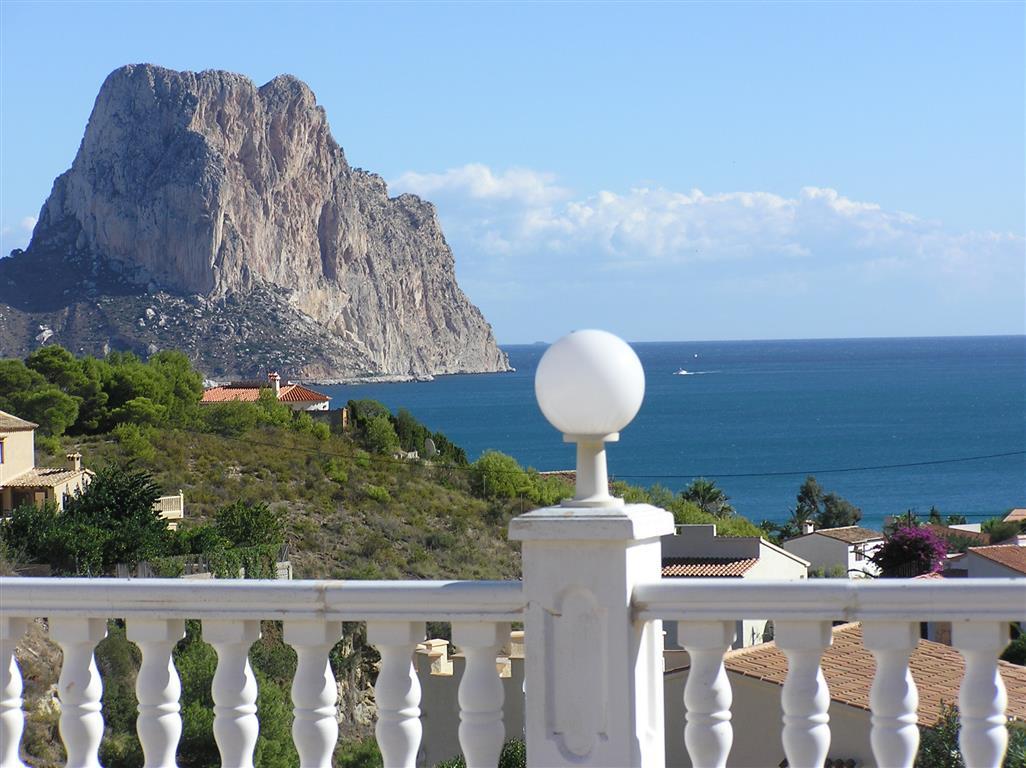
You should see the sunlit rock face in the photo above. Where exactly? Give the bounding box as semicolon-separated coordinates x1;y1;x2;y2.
6;64;508;378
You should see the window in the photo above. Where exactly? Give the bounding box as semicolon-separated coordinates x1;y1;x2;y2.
854;545;865;561
0;438;4;464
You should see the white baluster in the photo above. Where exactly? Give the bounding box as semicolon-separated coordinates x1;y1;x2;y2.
863;621;919;768
284;620;342;768
953;622;1008;768
678;621;734;768
127;618;186;768
776;621;832;768
368;621;424;768
51;618;107;768
1;617;28;768
452;622;508;768
205;619;261;768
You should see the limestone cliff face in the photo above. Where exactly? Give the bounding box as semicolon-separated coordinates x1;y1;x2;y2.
11;64;508;377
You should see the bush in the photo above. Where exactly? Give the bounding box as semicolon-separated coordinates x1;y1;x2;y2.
364;484;392;504
916;702;1026;767
871;525;947;577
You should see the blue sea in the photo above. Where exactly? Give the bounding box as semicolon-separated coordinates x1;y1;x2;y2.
319;337;1025;530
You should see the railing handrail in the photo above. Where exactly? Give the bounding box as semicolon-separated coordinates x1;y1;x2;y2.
0;577;525;622
633;577;1026;622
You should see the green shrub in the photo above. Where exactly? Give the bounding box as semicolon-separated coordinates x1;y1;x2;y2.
364;484;392;503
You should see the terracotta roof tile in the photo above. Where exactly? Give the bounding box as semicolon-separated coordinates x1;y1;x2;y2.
2;466;92;488
813;526;884;544
924;524;991;545
723;623;1026;724
200;386;264;403
0;410;38;431
967;545;1026;575
662;557;758;578
277;384;330;403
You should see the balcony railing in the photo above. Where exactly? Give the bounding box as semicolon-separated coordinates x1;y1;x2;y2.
2;332;1022;768
1;575;1023;767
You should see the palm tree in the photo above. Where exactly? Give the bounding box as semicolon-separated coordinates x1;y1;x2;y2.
681;478;735;517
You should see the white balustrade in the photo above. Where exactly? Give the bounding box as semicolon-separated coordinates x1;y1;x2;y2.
1;617;27;768
776;621;833;768
369;621;425;768
677;620;734;768
285;619;343;768
863;621;919;768
453;621;509;768
1;573;1024;768
953;622;1009;768
127;618;186;768
51;617;107;768
206;619;261;768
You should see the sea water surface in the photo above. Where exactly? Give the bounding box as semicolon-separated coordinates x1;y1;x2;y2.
319;336;1025;529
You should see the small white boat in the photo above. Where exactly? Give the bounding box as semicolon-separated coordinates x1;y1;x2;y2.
673;368;689;375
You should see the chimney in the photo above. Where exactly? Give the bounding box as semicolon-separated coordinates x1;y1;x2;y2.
66;452;82;472
801;519;816;535
268;371;281;397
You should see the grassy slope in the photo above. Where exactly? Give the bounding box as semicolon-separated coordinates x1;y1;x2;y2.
52;425;523;581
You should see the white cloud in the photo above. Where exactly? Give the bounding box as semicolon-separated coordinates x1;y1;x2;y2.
389;164;1024;339
392;163;568;206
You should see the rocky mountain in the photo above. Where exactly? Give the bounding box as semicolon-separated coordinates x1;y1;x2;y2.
0;64;509;379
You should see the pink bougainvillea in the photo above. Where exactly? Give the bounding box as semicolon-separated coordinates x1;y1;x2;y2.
871;524;948;577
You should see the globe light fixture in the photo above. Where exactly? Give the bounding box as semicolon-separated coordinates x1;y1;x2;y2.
535;329;645;507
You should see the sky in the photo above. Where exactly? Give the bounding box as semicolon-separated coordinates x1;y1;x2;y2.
1;1;1023;344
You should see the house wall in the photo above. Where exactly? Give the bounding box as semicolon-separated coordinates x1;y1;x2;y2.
783;535;851;575
0;429;34;485
965;552;1024;578
51;474;91;511
415;645;525;767
664;670;876;767
847;539;884;577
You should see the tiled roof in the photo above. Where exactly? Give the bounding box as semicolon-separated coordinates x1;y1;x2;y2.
201;386;263;403
2;466;92;488
723;623;1026;724
0;410;38;431
813;526;884;544
278;384;330;403
1004;508;1026;523
967;545;1026;575
662;557;758;578
200;383;330;404
924;524;990;545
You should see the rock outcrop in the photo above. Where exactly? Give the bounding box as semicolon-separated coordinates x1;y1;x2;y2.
1;64;509;378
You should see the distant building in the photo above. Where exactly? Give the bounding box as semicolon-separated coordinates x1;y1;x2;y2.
661;524;809;648
1004;508;1026;524
783;524;885;577
963;544;1026;578
0;410;93;513
201;371;331;411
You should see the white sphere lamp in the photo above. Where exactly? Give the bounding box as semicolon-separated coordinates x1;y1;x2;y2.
535;329;645;507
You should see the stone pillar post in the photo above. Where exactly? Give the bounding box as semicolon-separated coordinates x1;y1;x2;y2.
510;502;673;767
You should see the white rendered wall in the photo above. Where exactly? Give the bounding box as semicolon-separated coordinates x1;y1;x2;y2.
965;552;1025;579
664;668;876;767
783;535;851;575
416;650;525;767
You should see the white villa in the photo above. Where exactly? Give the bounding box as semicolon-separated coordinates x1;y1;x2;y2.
661;524;809;648
1;331;1022;768
783;523;886;577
